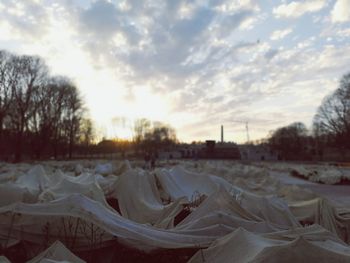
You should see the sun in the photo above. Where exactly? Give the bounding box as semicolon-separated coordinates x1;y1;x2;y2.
125;87;169;121
90;85;170;140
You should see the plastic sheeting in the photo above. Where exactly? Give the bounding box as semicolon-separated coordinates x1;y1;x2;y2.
189;225;350;263
0;189;303;252
0;194;219;251
175;189;288;234
115;169;186;227
0;256;10;263
154;166;238;202
27;240;86;263
38;174;113;210
1;160;350;261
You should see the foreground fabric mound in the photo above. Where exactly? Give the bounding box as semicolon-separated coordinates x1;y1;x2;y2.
0;183;36;207
1;160;350;262
154;166;237;202
0;256;10;263
115;169;186;228
0;194;223;251
27;240;86;263
289;197;350;244
175;189;289;234
0;189;302;253
15;165;51;193
38;173;113;210
188;225;350;263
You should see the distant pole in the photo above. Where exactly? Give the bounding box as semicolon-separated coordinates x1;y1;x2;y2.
233;120;250;144
221;125;224;143
245;122;250;143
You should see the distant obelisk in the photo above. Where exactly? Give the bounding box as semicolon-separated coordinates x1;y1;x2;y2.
221;125;224;143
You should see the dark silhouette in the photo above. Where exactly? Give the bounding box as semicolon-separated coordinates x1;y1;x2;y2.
313;73;350;157
268;122;310;160
0;50;90;161
133;119;177;153
1;48;349;162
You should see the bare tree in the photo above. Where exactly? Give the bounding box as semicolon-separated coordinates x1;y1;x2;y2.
313;73;350;149
7;55;48;162
134;118;151;140
133;118;151;153
29;76;69;158
79;118;95;147
0;50;93;161
62;83;83;159
0;51;14;151
268;122;309;160
142;122;177;153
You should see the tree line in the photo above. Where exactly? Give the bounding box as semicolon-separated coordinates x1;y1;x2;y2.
3;48;347;162
0;46;176;162
133;118;177;154
0;50;93;162
267;72;350;161
90;120;177;159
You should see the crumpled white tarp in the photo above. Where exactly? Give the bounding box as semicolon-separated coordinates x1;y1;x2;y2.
0;194;219;251
0;256;11;263
27;240;86;263
15;165;50;194
94;160;131;176
38;173;113;210
154;166;238;202
0;188;302;252
115;168;186;228
1;160;350;261
175;188;288;234
188;225;350;263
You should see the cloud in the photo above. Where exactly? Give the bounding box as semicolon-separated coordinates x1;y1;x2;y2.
1;0;350;142
212;0;260;13
331;0;350;23
0;0;49;40
171;8;215;43
79;0;120;37
264;49;279;60
214;9;254;37
273;0;327;18
270;28;293;40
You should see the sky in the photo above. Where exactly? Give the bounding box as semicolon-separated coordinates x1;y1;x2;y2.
0;0;350;143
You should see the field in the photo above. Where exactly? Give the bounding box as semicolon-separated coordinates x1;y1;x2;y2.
0;160;350;262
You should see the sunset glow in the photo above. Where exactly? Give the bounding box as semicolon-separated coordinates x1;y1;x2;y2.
1;0;350;142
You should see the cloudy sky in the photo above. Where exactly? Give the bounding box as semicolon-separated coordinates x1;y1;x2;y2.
1;0;350;142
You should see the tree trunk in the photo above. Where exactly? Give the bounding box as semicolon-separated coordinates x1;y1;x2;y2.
14;131;23;163
0;117;3;150
68;131;73;159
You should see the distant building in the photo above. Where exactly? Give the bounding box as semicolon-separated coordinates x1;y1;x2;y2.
170;142;278;161
238;145;278;161
176;141;241;159
195;141;241;159
179;144;202;158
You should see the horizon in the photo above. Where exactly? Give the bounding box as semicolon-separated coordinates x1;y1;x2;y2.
1;0;349;143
